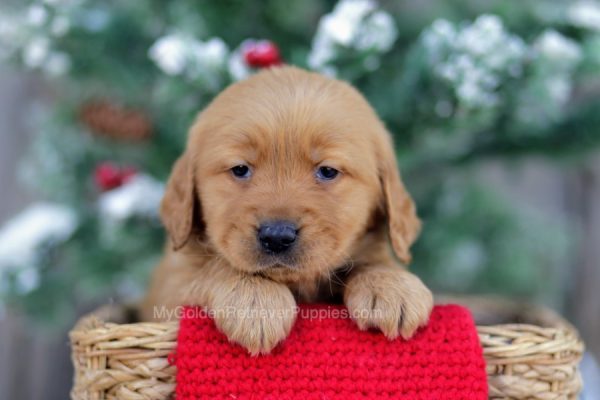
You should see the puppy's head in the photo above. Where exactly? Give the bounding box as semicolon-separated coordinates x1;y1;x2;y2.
161;66;419;279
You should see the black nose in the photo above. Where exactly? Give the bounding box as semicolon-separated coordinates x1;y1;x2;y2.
258;221;298;254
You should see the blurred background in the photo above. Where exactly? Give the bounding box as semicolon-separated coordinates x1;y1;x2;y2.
1;0;600;398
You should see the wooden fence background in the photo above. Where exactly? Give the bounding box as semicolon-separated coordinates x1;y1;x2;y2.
1;68;599;399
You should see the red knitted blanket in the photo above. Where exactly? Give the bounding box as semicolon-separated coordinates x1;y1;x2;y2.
174;304;487;399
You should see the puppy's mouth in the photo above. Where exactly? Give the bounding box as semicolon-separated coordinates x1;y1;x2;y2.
256;254;299;270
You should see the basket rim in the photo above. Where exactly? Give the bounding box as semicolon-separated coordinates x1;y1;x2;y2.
70;296;583;338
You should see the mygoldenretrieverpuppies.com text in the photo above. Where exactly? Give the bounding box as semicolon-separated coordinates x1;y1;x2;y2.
153;305;384;322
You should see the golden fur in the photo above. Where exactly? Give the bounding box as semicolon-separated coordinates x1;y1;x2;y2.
141;66;433;355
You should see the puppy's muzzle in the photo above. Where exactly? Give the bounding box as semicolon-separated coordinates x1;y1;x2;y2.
257;220;298;255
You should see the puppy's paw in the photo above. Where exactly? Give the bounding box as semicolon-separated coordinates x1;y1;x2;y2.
211;277;297;355
344;266;433;340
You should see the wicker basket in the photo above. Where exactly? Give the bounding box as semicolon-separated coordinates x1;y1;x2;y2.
69;297;584;400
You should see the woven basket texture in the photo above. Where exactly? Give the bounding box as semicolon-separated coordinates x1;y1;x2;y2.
69;297;584;400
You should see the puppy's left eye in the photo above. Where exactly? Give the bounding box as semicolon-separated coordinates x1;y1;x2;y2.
316;166;339;181
231;164;252;179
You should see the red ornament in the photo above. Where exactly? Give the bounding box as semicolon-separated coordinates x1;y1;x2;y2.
243;40;282;68
94;162;137;191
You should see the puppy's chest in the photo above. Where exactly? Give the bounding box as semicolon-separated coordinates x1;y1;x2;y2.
289;270;349;304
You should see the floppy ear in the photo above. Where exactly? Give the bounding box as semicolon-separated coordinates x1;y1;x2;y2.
379;137;421;265
160;154;198;250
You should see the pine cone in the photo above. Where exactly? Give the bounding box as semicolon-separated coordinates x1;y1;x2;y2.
79;100;152;141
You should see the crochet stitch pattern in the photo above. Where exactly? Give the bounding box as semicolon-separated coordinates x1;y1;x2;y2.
175;304;488;400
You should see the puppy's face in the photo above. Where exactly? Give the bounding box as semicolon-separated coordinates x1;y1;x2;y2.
161;67;419;280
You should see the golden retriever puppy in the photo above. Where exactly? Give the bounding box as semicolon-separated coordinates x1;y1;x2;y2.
141;66;433;355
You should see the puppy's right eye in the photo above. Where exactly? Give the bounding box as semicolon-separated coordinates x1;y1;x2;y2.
231;164;252;179
316;166;339;181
